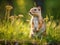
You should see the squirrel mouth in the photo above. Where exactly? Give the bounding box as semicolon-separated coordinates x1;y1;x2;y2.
29;12;38;17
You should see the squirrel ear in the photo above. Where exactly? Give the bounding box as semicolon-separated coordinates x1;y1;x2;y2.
37;6;41;9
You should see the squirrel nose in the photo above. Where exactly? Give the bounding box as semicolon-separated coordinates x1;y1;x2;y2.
29;12;31;14
29;12;32;15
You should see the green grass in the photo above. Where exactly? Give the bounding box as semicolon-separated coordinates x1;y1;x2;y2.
0;15;60;45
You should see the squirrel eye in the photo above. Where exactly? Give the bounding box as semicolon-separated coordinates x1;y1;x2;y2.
38;9;40;11
34;9;36;11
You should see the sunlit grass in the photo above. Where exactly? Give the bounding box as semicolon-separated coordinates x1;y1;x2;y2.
0;15;60;45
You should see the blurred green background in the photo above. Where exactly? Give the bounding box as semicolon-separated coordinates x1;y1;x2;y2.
0;0;60;20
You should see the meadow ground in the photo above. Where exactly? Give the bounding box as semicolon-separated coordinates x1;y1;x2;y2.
0;15;60;45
